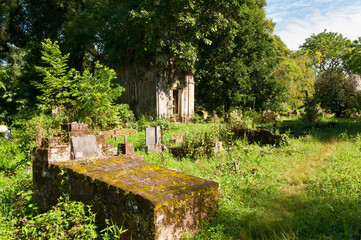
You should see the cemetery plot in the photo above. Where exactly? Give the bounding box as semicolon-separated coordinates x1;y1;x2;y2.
32;122;219;240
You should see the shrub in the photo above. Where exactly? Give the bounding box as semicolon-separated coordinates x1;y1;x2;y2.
70;61;132;129
0;139;27;174
315;71;360;117
299;99;319;121
15;196;98;240
34;39;134;130
11;113;64;155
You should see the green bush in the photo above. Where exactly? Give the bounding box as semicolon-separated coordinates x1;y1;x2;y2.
315;71;360;117
299;99;319;121
15;196;98;240
11;113;64;156
70;61;133;129
135;115;175;131
0;139;27;173
34;39;134;130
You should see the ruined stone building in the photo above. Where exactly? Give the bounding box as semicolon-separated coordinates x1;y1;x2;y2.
116;65;194;122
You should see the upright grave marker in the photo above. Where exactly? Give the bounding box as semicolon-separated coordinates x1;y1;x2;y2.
145;126;162;152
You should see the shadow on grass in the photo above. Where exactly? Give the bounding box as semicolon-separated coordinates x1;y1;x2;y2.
197;189;361;239
279;117;361;142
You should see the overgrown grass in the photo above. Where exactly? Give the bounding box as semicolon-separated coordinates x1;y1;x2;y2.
0;137;127;239
0;117;360;239
139;118;361;239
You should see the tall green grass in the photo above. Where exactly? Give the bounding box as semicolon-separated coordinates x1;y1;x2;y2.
140;119;361;239
1;117;360;239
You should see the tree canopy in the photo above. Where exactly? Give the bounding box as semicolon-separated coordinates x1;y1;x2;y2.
273;53;315;108
0;0;284;119
195;0;282;112
300;30;352;75
344;37;361;75
299;30;361;116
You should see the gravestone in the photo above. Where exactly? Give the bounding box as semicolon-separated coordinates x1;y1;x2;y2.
146;126;160;145
71;135;99;159
145;126;161;152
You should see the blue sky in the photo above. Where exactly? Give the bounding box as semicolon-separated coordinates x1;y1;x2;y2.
265;0;361;50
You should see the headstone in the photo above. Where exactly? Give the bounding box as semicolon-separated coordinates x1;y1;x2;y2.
145;126;162;152
145;126;161;146
71;135;99;159
4;129;11;141
62;122;88;133
170;134;185;144
118;135;135;155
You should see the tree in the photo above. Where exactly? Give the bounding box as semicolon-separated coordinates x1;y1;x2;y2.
274;53;315;108
1;0;289;117
344;37;361;75
273;35;291;59
315;71;359;117
300;30;352;75
100;0;208;78
71;62;128;128
34;39;133;129
34;39;74;112
196;0;282;113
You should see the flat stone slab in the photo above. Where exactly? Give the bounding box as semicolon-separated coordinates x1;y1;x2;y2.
36;155;219;239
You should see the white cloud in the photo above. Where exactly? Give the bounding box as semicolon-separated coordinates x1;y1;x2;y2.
267;0;361;50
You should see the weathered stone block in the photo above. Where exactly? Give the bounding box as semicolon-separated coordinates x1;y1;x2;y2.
33;155;219;239
41;137;61;148
118;142;134;155
61;122;89;133
33;148;68;210
95;134;114;155
114;129;137;135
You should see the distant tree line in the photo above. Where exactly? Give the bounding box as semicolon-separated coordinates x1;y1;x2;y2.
273;30;361;117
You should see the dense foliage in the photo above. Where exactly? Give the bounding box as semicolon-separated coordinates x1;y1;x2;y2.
315;72;360;117
300;30;352;76
344;37;361;75
299;30;361;116
1;0;361;239
35;39;134;129
196;0;283;112
273;53;315;109
0;0;287;118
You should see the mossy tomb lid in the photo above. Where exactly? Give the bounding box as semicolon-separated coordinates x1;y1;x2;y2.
53;156;219;207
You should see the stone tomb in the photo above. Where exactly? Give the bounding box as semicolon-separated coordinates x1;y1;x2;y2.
33;123;219;239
